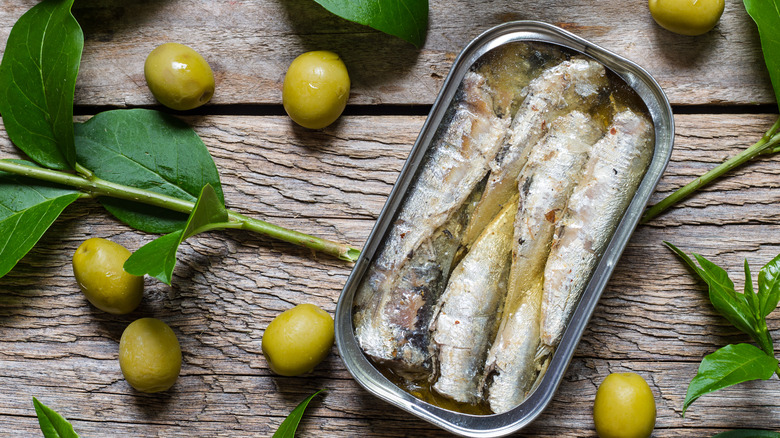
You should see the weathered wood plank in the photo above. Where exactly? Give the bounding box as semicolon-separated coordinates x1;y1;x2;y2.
3;113;780;436
3;358;780;437
0;0;774;107
191;115;424;221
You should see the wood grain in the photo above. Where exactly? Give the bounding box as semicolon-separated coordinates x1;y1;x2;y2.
0;0;775;107
3;113;780;436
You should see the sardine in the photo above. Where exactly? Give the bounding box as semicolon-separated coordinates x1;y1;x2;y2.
484;110;604;414
368;191;476;376
485;279;543;414
464;58;608;246
429;196;518;403
539;109;654;351
354;70;509;373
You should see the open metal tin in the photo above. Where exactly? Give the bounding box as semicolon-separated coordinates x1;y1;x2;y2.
335;20;674;437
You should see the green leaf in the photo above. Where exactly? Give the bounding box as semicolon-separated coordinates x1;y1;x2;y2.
743;0;780;112
180;184;229;240
668;242;754;338
0;160;79;278
273;389;326;438
693;252;736;295
313;0;428;48
758;253;780;317
33;397;80;438
691;252;757;339
713;431;780;438
124;230;183;285
683;343;778;415
124;184;228;285
74;109;223;234
0;0;82;170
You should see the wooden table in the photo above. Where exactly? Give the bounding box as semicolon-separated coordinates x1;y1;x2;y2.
2;1;779;436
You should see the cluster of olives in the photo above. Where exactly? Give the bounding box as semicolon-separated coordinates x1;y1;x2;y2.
73;236;333;395
70;44;342;396
73;238;181;393
143;43;351;130
69;44;215;394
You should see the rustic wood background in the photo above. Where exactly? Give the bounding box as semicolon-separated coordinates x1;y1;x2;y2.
1;0;779;437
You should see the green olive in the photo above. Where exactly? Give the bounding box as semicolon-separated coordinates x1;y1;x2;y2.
282;51;350;130
593;372;656;438
261;303;334;376
649;0;724;36
144;42;215;110
119;318;182;393
72;238;143;315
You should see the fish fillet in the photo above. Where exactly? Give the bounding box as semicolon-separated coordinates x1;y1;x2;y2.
430;196;518;403
540;109;654;350
485;279;544;414
365;193;476;376
463;58;608;246
354;70;509;374
484;110;603;414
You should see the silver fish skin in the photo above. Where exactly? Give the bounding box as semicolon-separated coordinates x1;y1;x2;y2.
505;110;603;303
353;70;509;372
540;109;654;350
464;58;608;245
430;196;518;403
485;280;543;414
484;110;603;414
367;195;474;377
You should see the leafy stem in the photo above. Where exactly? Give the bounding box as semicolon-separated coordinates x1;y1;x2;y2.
642;116;780;223
642;0;780;223
0;159;360;262
666;242;780;413
228;210;360;262
754;324;780;379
